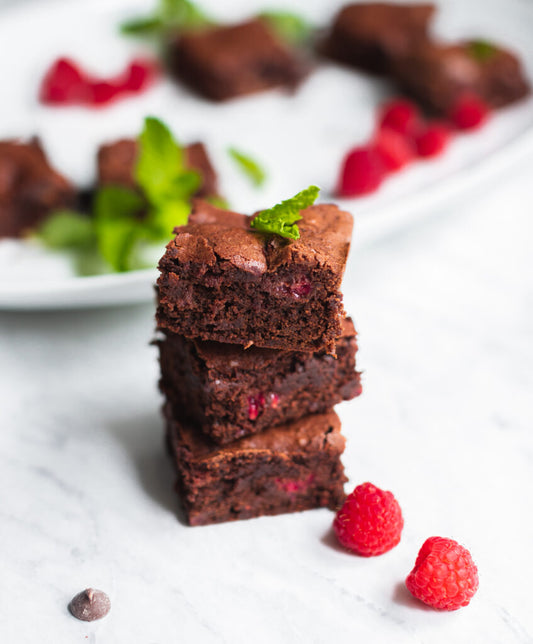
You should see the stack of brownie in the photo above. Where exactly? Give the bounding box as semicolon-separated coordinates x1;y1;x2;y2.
156;199;361;526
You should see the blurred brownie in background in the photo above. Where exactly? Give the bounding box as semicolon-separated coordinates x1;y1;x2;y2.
322;2;435;75
97;138;218;198
0;138;76;238
392;40;531;113
168;19;306;101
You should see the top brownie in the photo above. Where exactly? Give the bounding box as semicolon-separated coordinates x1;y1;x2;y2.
0;138;76;238
392;40;531;113
97;139;218;199
157;200;353;353
168;19;306;101
322;2;435;75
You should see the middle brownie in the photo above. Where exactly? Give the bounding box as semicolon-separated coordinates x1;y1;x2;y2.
159;317;361;445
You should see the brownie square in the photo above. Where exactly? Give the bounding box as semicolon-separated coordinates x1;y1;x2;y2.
159;318;361;445
165;404;347;525
0;138;76;238
156;200;353;354
97;138;218;199
322;2;435;75
168;19;305;101
393;40;531;113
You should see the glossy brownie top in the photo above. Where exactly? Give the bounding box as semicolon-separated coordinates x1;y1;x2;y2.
332;3;435;39
159;199;353;281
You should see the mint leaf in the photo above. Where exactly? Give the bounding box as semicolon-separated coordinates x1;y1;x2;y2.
468;40;497;62
38;210;95;250
120;16;163;36
259;10;313;46
136;117;185;205
93;186;145;272
120;0;212;38
250;185;319;240
228;147;266;187
145;200;192;240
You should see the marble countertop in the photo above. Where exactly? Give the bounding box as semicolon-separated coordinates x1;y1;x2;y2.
2;152;532;642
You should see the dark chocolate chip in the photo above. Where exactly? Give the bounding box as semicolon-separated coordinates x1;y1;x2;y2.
68;588;110;622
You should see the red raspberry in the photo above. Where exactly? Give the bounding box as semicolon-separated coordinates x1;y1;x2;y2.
333;482;404;556
337;147;387;197
415;123;452;158
449;95;490;131
406;537;479;610
374;127;416;172
379;99;422;138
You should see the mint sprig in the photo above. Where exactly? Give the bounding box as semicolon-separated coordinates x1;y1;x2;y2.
228;147;266;187
250;185;319;240
121;0;212;37
38;117;203;274
259;10;313;46
468;40;497;62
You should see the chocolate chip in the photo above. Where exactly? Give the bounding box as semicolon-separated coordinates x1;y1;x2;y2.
68;588;110;622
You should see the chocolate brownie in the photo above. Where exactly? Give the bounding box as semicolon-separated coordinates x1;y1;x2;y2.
0;138;76;238
393;40;531;113
156;200;353;354
97;139;218;198
165;404;347;525
159;318;361;445
168;19;306;101
322;2;435;75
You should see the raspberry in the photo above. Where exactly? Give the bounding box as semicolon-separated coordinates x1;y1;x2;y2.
379;99;422;138
337;146;387;197
406;537;479;610
333;482;404;556
449;95;490;131
415;123;452;158
374;127;416;172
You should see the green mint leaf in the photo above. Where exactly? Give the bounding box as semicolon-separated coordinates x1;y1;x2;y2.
120;0;212;38
228;147;266;187
468;40;497;62
93;186;145;272
259;10;313;46
250;185;319;240
120;16;164;35
161;0;212;30
136;117;185;205
145;200;192;240
37;210;96;250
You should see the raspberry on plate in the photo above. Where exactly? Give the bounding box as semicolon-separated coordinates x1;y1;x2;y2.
415;123;452;158
378;99;422;138
333;482;404;556
449;94;490;131
374;127;416;171
406;536;479;610
337;146;387;197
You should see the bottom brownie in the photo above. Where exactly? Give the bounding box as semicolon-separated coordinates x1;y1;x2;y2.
165;404;347;526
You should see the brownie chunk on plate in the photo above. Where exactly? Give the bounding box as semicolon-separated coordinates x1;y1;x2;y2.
322;2;435;75
165;404;347;526
393;40;531;113
168;19;305;101
159;317;362;445
0;138;76;238
156;200;353;354
97;138;218;199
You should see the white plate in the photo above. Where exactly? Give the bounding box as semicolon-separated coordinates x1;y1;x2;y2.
0;0;532;309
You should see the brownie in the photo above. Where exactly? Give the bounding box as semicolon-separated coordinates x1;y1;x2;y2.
322;2;435;75
168;19;306;101
165;403;347;525
156;199;353;354
97;138;218;198
393;40;531;113
0;138;76;238
159;317;362;444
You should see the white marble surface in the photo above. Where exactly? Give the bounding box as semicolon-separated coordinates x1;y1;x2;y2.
2;151;533;642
